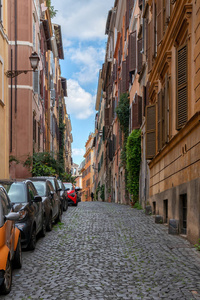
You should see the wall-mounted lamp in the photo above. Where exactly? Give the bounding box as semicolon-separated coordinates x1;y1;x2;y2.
5;52;40;78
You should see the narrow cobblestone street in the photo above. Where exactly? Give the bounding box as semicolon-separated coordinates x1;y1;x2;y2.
2;202;200;300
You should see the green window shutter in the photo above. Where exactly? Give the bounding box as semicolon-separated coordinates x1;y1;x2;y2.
176;44;187;129
146;104;156;159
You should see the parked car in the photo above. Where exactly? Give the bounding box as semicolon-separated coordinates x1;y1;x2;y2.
75;187;82;203
63;182;78;206
29;178;62;230
0;185;22;294
32;177;63;217
4;180;45;250
57;180;68;211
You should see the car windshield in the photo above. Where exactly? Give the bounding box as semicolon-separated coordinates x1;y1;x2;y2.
32;182;46;197
48;179;55;190
64;183;72;190
7;183;27;203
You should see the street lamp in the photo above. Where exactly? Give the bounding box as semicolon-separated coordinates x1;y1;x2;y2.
5;52;40;78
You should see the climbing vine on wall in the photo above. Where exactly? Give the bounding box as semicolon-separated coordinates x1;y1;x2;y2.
115;92;130;167
126;129;141;203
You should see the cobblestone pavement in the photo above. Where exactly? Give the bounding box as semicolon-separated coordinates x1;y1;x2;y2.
1;201;200;300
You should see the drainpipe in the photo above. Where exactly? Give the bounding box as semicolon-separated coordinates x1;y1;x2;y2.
15;0;17;113
10;49;13;152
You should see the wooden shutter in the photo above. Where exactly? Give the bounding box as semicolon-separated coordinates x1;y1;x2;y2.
165;0;170;26
146;81;150;106
147;20;152;72
105;107;109;126
126;55;129;90
146;104;156;159
137;38;143;74
157;0;163;46
176;44;187;129
146;19;149;62
126;0;130;29
157;91;162;151
142;85;146;117
129;31;136;73
132;95;142;130
121;60;126;93
164;74;169;143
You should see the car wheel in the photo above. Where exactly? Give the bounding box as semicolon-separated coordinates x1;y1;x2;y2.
47;212;52;231
0;258;12;295
40;215;46;237
56;206;62;223
27;227;36;250
13;237;22;269
63;199;67;211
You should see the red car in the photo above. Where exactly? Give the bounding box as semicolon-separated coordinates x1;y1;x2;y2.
63;183;78;206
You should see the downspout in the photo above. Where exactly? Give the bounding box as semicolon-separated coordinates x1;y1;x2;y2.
15;0;17;113
10;49;13;152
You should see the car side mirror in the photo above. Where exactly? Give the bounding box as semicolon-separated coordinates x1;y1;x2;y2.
57;188;62;192
50;191;54;197
33;195;42;203
75;187;81;192
65;188;70;191
5;212;20;222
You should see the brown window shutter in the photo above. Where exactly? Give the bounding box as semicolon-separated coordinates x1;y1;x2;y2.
129;31;137;73
176;44;187;129
146;19;149;62
157;91;162;151
105;107;109;126
162;89;165;147
146;104;156;159
109;105;112;125
126;0;130;29
122;60;127;93
146;81;150;106
164;74;169;143
132;95;142;130
147;20;152;72
165;0;170;27
152;0;156;59
137;38;143;74
126;54;129;90
120;36;122;65
142;85;146;117
157;0;163;46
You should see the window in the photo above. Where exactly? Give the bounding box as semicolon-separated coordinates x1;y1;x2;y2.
176;44;187;130
146;104;156;159
180;194;187;234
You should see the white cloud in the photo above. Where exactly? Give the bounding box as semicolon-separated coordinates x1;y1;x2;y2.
72;148;85;156
65;79;96;119
51;0;114;40
67;46;105;84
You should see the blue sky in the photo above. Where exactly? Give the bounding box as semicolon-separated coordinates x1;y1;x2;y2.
51;0;114;165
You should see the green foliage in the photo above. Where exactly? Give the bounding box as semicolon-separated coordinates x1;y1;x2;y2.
116;92;130;169
100;184;105;201
126;129;141;203
24;152;60;177
194;239;200;251
9;155;20;165
116;93;130;139
133;202;143;210
61;172;76;185
46;0;57;18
